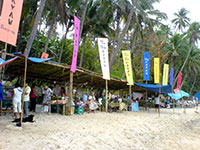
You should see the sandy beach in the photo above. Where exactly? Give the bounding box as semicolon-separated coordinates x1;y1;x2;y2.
0;108;200;150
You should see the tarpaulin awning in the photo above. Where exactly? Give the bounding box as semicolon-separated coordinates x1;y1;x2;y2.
134;83;172;94
168;90;190;100
194;91;200;101
0;53;52;67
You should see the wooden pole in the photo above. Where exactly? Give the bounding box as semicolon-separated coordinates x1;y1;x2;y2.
0;43;7;116
69;71;73;115
105;80;108;112
129;85;132;111
145;80;148;111
20;50;28;126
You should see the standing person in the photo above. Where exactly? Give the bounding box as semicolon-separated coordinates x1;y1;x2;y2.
88;92;98;113
30;84;37;112
42;85;52;104
23;83;31;118
12;83;23;122
154;94;159;112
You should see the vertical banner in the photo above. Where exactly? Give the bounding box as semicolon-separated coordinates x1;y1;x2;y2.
170;68;174;86
0;0;23;46
122;50;134;85
71;16;80;73
162;64;169;85
98;38;110;80
176;72;182;89
143;52;150;81
154;58;160;84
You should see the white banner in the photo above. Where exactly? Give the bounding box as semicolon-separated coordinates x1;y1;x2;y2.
98;38;110;80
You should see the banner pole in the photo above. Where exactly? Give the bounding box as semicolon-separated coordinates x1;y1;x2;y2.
69;71;73;115
20;49;28;126
145;80;148;111
129;85;132;111
105;80;108;112
0;43;7;116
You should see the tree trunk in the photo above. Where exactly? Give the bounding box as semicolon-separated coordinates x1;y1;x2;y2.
180;71;187;89
121;71;125;80
26;0;47;56
110;0;136;70
17;19;27;51
44;21;55;53
79;0;88;38
35;21;42;57
189;74;197;95
174;42;194;85
130;26;139;82
109;12;121;69
58;26;69;63
79;35;87;67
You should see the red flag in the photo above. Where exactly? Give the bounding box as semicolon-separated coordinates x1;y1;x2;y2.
176;72;182;89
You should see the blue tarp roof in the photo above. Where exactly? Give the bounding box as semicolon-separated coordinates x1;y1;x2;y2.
168;90;190;100
0;53;52;67
194;91;200;101
134;83;172;94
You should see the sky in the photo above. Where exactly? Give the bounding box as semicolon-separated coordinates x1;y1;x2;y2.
154;0;200;25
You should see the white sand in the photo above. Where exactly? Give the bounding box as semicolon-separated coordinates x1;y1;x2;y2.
0;108;200;150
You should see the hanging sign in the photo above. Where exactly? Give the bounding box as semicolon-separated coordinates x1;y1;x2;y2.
122;50;134;85
0;0;23;46
176;72;182;89
71;16;80;73
162;64;169;85
143;52;150;81
154;58;160;84
170;68;174;86
98;38;110;80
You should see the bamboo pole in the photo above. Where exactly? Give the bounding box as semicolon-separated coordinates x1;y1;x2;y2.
69;71;73;115
129;85;132;111
105;80;108;112
0;43;7;116
145;80;148;111
20;49;28;126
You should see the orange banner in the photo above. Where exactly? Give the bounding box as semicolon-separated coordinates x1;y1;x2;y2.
0;0;23;46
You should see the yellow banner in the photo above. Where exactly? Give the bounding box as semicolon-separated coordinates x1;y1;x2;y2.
154;58;160;84
122;50;134;85
162;64;169;85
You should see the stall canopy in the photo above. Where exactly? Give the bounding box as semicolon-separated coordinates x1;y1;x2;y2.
168;90;190;100
134;83;172;94
2;53;145;91
194;91;200;101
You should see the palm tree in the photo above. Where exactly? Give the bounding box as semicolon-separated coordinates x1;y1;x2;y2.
171;8;190;32
174;22;200;85
26;0;47;56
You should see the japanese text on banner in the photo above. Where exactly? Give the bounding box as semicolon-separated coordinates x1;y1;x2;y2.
71;16;80;73
143;52;150;81
162;64;169;85
154;58;160;84
122;50;134;85
98;38;110;80
170;68;174;86
0;0;23;46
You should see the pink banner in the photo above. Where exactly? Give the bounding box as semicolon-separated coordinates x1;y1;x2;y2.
71;16;80;73
176;72;182;89
0;0;23;46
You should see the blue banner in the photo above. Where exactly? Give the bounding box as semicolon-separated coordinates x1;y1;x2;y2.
170;68;174;86
143;52;150;81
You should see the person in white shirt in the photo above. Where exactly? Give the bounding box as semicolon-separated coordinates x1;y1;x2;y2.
88;92;98;112
23;83;31;118
12;83;23;121
42;86;52;104
154;94;160;111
